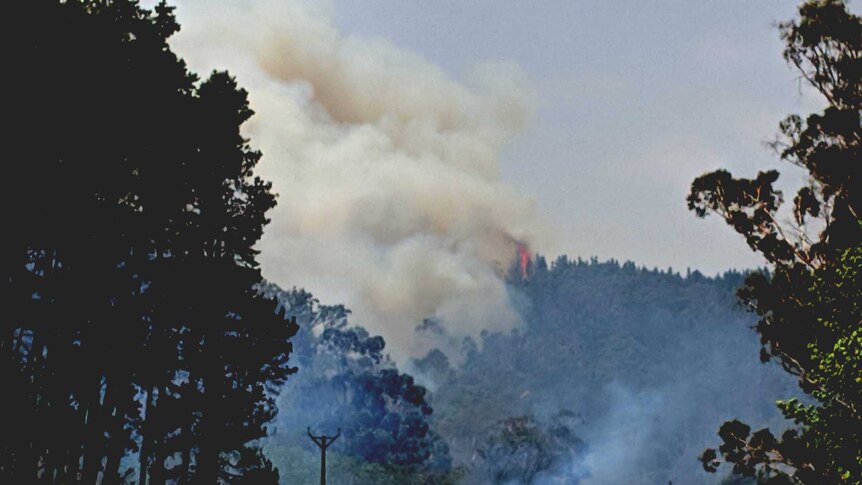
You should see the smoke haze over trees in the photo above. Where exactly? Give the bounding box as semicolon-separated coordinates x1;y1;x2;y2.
159;0;547;362
422;258;798;484
3;1;859;484
256;261;798;484
256;284;455;484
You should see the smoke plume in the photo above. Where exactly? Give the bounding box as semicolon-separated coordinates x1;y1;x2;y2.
167;0;546;360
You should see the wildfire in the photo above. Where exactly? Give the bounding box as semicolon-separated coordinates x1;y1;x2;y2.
516;242;530;280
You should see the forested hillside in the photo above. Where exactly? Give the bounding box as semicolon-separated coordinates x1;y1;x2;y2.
419;257;799;484
6;1;856;484
258;284;458;484
257;257;799;484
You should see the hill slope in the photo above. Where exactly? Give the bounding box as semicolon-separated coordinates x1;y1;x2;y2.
422;256;798;484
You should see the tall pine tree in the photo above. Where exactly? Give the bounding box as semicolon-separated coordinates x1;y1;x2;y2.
2;1;298;482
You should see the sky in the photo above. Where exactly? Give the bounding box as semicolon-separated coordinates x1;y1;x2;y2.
325;0;823;275
151;0;834;353
162;0;825;275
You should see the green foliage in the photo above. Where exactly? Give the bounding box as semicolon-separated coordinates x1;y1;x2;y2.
476;413;587;484
689;1;862;483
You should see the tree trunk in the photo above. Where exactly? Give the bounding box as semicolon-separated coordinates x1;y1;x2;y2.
101;397;126;485
195;352;224;484
81;376;106;484
137;385;158;485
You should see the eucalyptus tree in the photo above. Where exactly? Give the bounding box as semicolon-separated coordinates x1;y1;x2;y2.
688;1;861;482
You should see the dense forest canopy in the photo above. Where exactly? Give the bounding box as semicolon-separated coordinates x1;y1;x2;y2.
423;258;797;484
257;259;798;484
257;284;455;484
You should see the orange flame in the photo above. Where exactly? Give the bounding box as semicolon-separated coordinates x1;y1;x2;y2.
516;242;530;280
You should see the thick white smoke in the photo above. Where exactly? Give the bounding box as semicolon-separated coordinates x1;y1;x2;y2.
168;0;546;360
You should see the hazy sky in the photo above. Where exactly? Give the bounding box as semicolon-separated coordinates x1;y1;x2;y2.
161;0;830;277
325;0;826;274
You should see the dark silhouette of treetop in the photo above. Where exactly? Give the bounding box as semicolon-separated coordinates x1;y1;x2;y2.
688;1;861;482
3;1;299;483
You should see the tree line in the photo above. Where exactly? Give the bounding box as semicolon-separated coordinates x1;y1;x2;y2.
3;1;297;482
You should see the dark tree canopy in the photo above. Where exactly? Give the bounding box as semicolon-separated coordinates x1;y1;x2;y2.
477;413;587;484
688;1;861;482
258;284;454;483
2;1;298;483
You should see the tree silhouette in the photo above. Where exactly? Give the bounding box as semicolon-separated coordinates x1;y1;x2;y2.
2;1;298;482
258;284;454;482
688;1;861;482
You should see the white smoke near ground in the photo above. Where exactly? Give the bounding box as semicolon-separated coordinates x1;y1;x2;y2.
167;0;547;360
575;384;668;485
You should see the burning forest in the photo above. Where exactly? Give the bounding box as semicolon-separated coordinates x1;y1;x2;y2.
3;0;860;484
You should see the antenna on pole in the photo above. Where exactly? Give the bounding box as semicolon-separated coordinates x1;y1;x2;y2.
308;427;340;485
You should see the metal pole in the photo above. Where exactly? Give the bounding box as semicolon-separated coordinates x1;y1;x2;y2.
308;427;340;485
319;436;326;485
